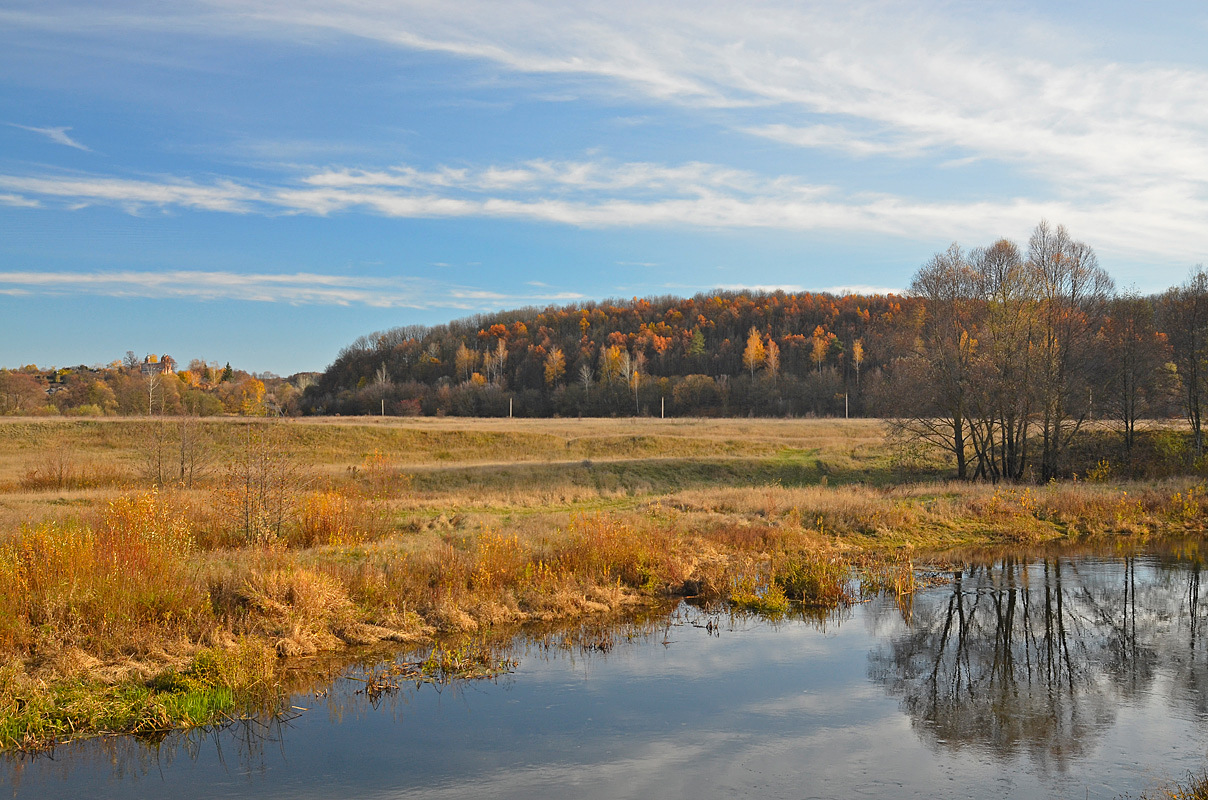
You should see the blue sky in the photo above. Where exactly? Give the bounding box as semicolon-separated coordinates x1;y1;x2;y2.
3;0;1208;375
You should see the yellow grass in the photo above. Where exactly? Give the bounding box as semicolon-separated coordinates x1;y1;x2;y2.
1;415;1207;749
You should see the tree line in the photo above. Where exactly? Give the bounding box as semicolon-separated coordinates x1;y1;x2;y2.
0;353;313;418
303;221;1208;480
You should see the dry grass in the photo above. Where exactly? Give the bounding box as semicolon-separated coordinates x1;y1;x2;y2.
3;416;1208;750
0;416;891;485
1139;772;1208;800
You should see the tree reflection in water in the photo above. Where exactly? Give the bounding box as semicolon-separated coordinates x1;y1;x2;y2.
869;554;1208;772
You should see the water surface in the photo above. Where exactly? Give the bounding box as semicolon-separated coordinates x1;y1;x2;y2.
7;551;1208;799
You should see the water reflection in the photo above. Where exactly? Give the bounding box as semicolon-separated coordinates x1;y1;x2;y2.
3;715;298;797
869;554;1208;771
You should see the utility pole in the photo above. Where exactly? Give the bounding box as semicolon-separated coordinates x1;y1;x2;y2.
661;396;665;419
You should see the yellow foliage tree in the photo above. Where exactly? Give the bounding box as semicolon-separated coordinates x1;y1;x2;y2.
544;347;566;387
742;327;766;377
765;337;780;380
239;378;267;416
811;326;836;373
455;343;478;382
599;345;625;384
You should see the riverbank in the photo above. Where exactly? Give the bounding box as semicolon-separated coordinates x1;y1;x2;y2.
2;417;1206;750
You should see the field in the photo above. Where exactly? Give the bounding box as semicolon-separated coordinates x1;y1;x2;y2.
2;415;1208;750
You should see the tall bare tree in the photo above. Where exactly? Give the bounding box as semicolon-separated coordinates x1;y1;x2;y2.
968;238;1037;482
1159;267;1208;460
901;243;981;479
1028;221;1114;480
1102;293;1170;459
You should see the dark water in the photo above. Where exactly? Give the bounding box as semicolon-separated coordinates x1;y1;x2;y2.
8;552;1208;799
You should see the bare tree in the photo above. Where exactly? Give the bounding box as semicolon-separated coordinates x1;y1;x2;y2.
140;416;214;488
902;243;980;479
578;362;594;408
1028;221;1114;480
1102;293;1170;459
146;368;161;416
218;423;306;546
967;238;1037;482
177;415;213;488
1158;267;1208;460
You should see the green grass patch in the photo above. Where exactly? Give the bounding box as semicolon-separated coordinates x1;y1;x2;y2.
0;640;278;751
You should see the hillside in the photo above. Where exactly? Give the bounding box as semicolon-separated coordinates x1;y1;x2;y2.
303;290;912;418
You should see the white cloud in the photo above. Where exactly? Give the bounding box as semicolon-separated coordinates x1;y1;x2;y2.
2;158;1206;264
0;269;586;308
717;283;805;294
816;284;904;296
0;174;261;213
171;2;1208;170
742;124;920;159
9;123;92;151
0;193;39;208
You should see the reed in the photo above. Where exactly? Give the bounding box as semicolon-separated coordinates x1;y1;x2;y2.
1142;771;1208;800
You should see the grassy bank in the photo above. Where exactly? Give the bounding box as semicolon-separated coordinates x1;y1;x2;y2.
1;416;1206;751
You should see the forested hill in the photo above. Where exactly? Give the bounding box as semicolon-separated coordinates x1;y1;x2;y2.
303;223;1204;486
303;289;917;418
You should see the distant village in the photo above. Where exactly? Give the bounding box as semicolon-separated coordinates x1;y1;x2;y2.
0;351;318;416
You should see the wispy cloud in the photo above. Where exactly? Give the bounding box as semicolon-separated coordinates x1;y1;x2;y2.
716;283;806;294
162;2;1208;179
4;2;1206;266
186;2;1208;258
815;284;904;296
0;193;39;208
9;123;91;151
2;159;1205;264
741;124;922;159
0;174;259;213
0;269;586;309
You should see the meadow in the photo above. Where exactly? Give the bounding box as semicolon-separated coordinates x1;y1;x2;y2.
2;415;1207;750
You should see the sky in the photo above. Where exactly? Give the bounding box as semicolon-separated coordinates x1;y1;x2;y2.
3;0;1208;375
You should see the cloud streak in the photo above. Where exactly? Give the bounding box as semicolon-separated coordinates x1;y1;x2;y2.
0;269;586;309
2;158;1204;264
177;1;1208;196
0;193;39;208
9;123;92;151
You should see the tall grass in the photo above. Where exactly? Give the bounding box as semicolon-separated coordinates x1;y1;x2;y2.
5;418;1208;751
0;490;205;655
19;445;127;491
